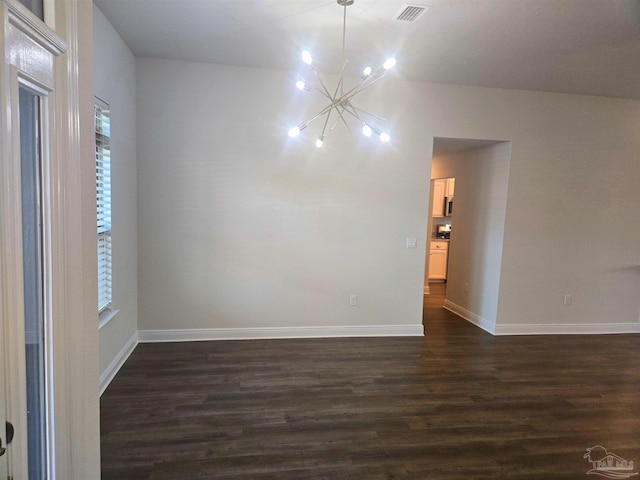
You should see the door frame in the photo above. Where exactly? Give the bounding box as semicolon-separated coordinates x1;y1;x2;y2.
1;1;101;478
1;2;64;477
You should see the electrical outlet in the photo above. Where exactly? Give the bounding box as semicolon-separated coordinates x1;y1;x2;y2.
349;294;358;306
563;294;572;306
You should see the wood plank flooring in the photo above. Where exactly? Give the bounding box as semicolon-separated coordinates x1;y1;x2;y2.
101;285;640;479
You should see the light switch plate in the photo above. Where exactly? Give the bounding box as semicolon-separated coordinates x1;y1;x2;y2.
406;238;417;248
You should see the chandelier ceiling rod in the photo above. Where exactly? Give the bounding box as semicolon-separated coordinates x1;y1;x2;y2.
340;0;348;98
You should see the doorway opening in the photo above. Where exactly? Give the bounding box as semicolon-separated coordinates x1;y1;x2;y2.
423;137;512;334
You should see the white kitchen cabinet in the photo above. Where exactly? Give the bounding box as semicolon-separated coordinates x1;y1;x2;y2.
428;241;448;280
431;179;446;217
445;177;455;198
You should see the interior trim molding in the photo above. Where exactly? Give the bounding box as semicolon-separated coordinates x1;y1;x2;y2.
424;285;430;295
138;324;424;343
443;299;496;335
6;0;67;55
99;331;139;396
443;299;640;336
494;322;640;336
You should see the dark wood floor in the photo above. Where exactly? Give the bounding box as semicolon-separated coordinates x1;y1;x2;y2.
101;285;640;479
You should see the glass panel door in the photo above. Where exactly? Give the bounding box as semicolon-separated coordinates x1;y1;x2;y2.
2;1;69;478
19;86;47;480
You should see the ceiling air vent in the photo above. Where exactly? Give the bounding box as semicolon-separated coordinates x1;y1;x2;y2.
395;4;430;22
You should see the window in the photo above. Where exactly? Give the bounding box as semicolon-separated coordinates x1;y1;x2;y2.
95;99;112;313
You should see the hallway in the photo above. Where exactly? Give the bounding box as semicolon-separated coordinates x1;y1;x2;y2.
422;283;470;335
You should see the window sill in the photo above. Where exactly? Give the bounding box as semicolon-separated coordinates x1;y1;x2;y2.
98;308;120;330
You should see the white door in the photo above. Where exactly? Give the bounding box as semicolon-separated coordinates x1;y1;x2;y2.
0;1;65;478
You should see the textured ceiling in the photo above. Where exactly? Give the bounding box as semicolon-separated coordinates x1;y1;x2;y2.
94;0;640;100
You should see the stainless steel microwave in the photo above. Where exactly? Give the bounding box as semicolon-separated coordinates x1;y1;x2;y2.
444;196;453;216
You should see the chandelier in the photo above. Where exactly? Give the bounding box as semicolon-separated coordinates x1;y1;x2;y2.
287;0;396;147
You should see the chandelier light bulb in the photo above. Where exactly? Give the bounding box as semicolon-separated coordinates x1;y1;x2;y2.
296;80;306;90
380;132;391;142
315;137;324;148
362;124;372;137
383;58;397;70
288;126;301;138
301;50;313;65
362;66;372;77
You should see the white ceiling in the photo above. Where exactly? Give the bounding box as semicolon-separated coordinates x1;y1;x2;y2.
94;0;640;100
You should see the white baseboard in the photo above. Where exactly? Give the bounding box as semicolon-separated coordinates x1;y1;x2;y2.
138;324;424;343
443;300;496;335
442;299;640;336
99;331;139;396
494;322;640;336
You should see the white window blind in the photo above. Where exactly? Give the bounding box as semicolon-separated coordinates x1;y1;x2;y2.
95;100;112;313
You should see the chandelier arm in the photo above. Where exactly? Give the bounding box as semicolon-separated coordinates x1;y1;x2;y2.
335;106;352;134
334;59;348;100
334;72;387;110
350;104;387;123
327;105;350;134
329;109;353;135
332;70;385;106
299;102;338;129
341;101;362;121
313;87;333;100
309;64;336;103
333;79;343;101
359;71;386;91
319;108;333;139
328;112;341;132
337;77;370;102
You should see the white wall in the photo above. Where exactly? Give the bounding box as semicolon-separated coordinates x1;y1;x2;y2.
93;5;138;379
431;143;512;331
76;2;102;472
136;57;640;337
136;58;426;338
